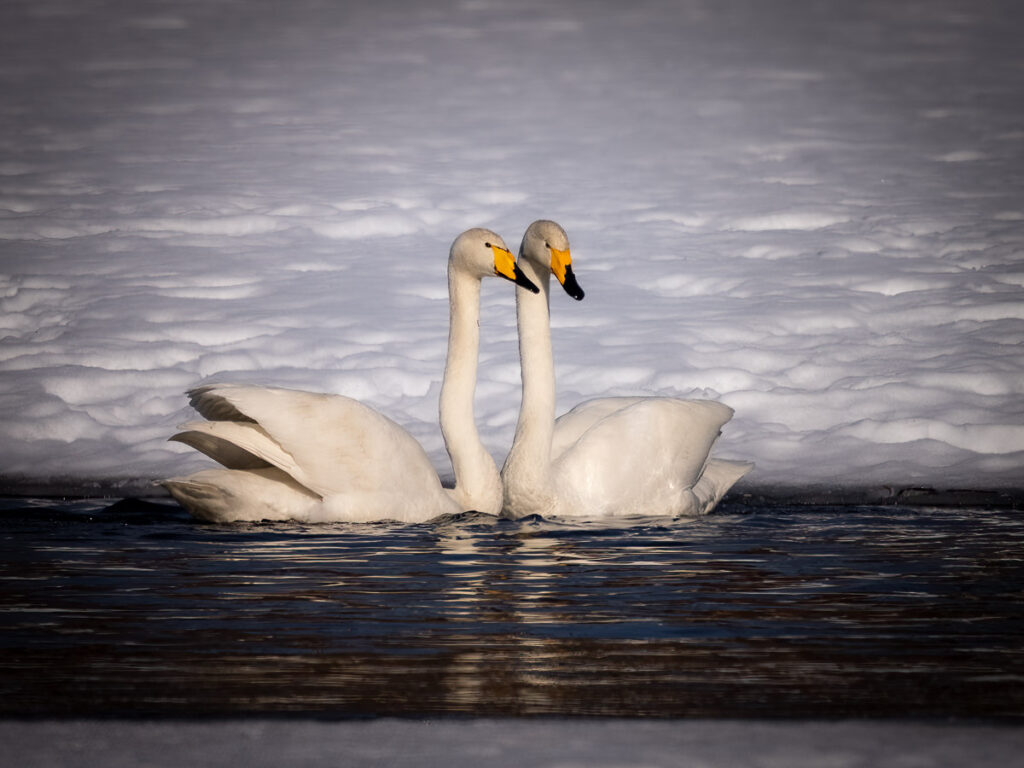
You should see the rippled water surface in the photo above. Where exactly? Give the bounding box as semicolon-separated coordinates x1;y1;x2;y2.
1;499;1022;719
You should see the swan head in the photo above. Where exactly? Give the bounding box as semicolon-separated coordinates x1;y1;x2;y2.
520;220;585;301
451;228;539;293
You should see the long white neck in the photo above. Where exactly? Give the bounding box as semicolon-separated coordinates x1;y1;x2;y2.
503;256;556;489
439;265;501;514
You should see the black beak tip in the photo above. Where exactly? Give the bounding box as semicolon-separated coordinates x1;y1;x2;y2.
513;265;541;294
562;266;585;301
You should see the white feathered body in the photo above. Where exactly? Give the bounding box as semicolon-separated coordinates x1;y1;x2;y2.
164;384;461;523
503;395;751;519
163;228;520;524
500;220;752;520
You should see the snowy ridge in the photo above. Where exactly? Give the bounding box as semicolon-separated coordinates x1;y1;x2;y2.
1;0;1022;495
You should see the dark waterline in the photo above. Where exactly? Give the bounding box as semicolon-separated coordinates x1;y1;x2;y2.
1;498;1022;719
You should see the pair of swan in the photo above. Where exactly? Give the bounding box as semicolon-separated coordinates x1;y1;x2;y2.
163;222;751;523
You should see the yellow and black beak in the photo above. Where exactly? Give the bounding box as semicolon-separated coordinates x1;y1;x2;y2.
493;244;540;293
550;246;585;301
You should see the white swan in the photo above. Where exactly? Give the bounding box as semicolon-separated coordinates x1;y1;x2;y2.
500;220;752;519
162;228;539;523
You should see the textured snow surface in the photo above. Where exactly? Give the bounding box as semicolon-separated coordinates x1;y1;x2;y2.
1;0;1022;492
3;719;1022;768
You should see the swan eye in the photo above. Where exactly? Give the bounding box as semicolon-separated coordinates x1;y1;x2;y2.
545;242;551;249
484;242;492;248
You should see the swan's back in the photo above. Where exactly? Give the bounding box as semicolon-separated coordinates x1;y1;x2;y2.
551;396;647;462
554;398;735;517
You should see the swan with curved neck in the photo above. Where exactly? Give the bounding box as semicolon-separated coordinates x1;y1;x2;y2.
501;220;751;519
163;228;539;523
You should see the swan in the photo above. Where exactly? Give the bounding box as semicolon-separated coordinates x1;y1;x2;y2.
500;220;752;519
162;228;539;523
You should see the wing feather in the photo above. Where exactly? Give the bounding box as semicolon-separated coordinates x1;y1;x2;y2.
181;384;443;500
555;398;734;516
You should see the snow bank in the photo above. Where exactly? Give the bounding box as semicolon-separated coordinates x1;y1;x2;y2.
3;719;1022;768
1;0;1022;494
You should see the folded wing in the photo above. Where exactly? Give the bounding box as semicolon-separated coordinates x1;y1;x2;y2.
176;384;445;501
554;398;738;516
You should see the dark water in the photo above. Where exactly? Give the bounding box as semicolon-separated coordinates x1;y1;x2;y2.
1;498;1022;719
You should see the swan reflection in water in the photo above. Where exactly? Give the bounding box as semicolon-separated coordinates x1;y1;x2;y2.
426;513;766;714
5;500;1022;718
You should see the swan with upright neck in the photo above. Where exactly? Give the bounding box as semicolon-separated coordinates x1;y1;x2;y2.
501;220;751;519
163;228;538;523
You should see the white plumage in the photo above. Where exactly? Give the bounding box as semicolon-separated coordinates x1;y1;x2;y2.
501;220;752;519
163;228;536;523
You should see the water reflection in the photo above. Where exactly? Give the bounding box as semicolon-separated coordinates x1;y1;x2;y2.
0;500;1022;718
